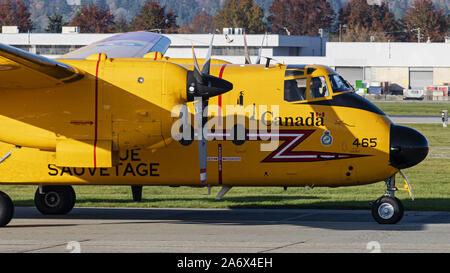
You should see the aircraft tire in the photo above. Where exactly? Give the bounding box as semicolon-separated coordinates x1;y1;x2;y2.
0;191;14;227
371;196;404;224
34;186;76;215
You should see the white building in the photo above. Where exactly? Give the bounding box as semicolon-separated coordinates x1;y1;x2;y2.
293;42;450;92
0;31;449;91
0;32;327;59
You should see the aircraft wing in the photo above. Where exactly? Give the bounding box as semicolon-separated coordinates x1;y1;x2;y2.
0;43;83;89
62;31;171;60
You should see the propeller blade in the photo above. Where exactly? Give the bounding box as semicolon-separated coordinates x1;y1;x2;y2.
195;99;208;185
191;43;203;83
202;34;215;75
255;33;266;65
244;30;251;64
187;35;233;185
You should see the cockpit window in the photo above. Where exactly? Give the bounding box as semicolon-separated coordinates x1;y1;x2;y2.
329;74;353;92
284;78;307;102
309;76;329;98
285;70;305;77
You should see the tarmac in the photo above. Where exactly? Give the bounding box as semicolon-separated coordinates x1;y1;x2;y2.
1;207;450;253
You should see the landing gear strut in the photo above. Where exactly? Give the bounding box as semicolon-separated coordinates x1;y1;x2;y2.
371;176;404;224
131;185;143;202
34;186;76;215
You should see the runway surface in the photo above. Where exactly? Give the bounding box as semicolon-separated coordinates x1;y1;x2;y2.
2;207;450;253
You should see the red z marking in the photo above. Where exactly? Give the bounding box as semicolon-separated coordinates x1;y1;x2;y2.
257;130;367;163
204;130;369;163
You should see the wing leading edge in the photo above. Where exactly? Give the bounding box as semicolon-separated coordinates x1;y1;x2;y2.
0;43;84;89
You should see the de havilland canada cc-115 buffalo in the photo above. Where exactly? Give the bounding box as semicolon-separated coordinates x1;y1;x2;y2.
0;31;428;227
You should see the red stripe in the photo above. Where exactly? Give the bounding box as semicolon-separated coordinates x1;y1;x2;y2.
93;54;101;168
218;64;227;78
218;64;227;126
217;65;227;184
154;52;158;60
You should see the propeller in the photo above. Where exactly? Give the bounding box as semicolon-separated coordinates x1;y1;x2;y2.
187;35;233;185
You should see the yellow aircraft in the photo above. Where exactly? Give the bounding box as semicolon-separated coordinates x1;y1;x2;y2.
0;31;428;227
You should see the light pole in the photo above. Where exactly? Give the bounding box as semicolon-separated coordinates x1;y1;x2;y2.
412;27;422;43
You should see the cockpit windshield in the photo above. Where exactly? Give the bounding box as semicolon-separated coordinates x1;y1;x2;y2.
283;67;354;103
328;74;353;92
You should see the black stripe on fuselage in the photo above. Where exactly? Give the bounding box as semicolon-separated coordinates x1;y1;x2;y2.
296;92;385;115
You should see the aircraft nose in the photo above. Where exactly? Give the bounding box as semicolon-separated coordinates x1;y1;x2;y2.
390;124;429;169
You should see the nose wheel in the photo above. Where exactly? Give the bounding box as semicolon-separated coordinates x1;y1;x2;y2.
371;196;404;224
371;176;404;224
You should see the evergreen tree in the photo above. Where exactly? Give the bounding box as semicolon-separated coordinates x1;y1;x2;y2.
45;13;67;33
214;0;267;34
133;0;178;33
242;0;267;34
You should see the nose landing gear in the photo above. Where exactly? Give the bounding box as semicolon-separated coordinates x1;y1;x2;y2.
371;173;413;224
371;195;404;224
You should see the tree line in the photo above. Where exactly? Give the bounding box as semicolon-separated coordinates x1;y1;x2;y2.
0;0;448;42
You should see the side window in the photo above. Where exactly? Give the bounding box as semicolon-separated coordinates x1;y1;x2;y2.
309;76;329;99
284;78;307;102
